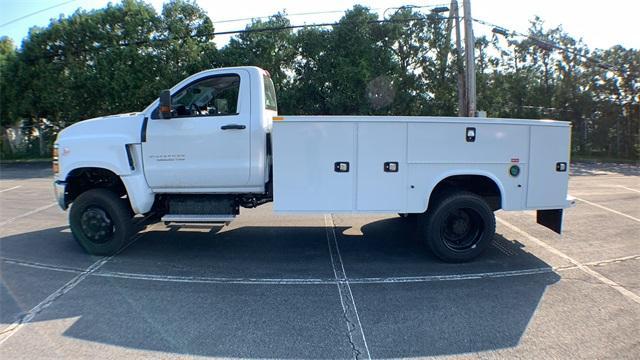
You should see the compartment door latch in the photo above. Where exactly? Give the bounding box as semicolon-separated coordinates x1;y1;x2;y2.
384;162;399;172
466;127;476;142
334;162;350;172
556;162;567;172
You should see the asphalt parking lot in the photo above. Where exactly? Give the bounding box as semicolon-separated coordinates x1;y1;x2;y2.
1;161;638;359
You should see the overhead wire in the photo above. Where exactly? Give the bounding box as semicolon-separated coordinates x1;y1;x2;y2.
0;0;77;28
210;3;450;25
7;2;452;52
32;4;453;49
471;17;621;73
8;2;623;75
15;12;451;62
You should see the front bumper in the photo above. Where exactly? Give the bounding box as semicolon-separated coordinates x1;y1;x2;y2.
53;180;68;210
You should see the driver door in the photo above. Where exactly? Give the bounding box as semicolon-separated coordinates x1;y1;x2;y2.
142;70;252;191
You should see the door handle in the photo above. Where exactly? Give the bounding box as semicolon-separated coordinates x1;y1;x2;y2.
221;124;246;130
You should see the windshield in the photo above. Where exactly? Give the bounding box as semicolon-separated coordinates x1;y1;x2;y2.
264;75;278;112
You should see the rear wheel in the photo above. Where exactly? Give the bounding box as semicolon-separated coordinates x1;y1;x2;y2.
419;191;495;262
69;189;133;255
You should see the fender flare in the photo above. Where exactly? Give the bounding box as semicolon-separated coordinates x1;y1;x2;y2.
422;170;506;212
62;163;154;215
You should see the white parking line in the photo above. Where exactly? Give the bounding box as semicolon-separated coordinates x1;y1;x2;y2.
574;197;640;223
1;257;84;274
0;202;58;227
0;256;113;345
325;214;371;360
584;254;640;267
4;254;639;286
0;255;565;285
497;217;640;305
617;186;640;194
0;229;149;345
0;186;22;193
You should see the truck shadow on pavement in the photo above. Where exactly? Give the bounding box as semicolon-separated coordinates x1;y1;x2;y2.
1;217;560;358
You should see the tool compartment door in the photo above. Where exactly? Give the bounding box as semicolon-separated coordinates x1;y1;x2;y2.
272;121;356;211
356;123;407;211
527;125;571;208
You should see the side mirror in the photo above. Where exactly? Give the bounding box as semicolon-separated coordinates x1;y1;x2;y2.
159;89;172;119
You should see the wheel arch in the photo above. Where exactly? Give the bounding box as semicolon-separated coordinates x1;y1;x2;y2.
63;166;155;215
424;171;505;212
65;167;128;205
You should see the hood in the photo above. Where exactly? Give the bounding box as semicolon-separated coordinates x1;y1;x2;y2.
57;112;145;143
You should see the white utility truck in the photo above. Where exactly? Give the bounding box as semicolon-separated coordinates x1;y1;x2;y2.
53;66;574;262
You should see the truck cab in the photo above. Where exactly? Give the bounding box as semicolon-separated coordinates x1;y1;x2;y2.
53;66;574;262
142;67;276;193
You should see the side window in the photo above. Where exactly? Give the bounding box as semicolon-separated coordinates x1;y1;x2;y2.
154;74;240;118
264;75;278;111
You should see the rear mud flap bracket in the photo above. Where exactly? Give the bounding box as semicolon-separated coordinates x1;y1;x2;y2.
537;209;564;234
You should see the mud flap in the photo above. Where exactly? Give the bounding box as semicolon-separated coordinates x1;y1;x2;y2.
537;209;563;234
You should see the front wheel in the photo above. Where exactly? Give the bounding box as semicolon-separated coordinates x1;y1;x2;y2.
419;191;495;262
69;189;134;255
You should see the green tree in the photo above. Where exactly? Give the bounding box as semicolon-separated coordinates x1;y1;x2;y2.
0;36;19;156
157;0;216;86
320;6;395;115
281;27;332;114
380;7;431;115
0;36;18;128
586;46;639;158
218;12;296;109
1;1;637;160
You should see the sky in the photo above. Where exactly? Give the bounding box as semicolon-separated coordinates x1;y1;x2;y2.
0;0;638;50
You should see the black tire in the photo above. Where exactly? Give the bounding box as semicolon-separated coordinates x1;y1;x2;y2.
69;189;134;255
419;191;495;262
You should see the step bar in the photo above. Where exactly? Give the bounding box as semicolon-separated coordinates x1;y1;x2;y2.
161;214;236;224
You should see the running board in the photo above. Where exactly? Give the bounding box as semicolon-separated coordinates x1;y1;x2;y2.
161;214;236;224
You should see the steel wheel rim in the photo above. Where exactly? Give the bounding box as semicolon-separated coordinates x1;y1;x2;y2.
80;206;115;244
440;207;483;251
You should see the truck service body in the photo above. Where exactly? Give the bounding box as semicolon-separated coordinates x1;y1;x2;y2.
53;66;574;262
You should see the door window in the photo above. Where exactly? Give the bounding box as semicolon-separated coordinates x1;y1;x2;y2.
154;75;241;118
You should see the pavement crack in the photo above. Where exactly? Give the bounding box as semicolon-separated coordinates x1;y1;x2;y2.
340;294;363;360
325;214;371;360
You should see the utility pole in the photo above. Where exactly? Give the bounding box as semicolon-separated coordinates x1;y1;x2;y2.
452;0;466;117
462;0;476;117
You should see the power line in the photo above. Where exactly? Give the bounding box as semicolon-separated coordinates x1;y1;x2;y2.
13;2;622;76
211;10;351;25
119;15;451;47
18;15;448;61
472;17;620;73
185;4;454;40
0;0;77;28
210;3;450;25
